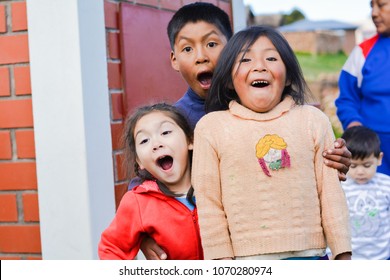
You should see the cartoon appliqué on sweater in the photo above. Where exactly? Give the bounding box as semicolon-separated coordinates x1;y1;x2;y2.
256;134;291;177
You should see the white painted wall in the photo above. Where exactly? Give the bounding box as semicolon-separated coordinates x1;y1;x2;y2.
232;0;247;32
26;0;116;259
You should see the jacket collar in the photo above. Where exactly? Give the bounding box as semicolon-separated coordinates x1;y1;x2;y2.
132;180;162;194
187;87;205;103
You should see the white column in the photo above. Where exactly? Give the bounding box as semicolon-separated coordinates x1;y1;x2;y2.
232;0;247;32
26;0;116;259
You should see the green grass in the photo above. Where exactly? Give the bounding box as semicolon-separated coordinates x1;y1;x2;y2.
295;52;348;82
295;52;348;138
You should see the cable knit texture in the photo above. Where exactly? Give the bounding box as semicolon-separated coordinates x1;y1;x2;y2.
192;96;351;259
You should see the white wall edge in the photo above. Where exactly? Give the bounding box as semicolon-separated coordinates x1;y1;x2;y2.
26;0;116;259
232;0;247;32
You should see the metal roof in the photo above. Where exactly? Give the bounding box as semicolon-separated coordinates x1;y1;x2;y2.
278;19;359;32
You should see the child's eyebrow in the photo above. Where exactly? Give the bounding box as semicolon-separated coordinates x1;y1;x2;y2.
134;129;145;139
134;120;176;138
239;47;278;56
201;30;222;40
177;30;222;44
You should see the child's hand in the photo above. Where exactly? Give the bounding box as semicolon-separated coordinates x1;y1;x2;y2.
323;138;352;181
140;236;167;260
334;252;351;260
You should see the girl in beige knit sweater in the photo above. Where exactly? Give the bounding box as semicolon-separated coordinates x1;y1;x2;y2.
192;26;352;260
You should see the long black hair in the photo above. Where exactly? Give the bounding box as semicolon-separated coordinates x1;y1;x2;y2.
206;25;310;113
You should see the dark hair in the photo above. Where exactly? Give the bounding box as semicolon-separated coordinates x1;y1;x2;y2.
341;126;382;160
167;2;233;50
123;102;194;205
205;25;309;112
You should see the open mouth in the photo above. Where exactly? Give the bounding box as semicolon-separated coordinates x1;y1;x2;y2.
157;156;173;170
251;80;269;88
197;72;213;87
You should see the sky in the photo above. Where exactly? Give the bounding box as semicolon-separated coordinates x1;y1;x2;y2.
243;0;372;23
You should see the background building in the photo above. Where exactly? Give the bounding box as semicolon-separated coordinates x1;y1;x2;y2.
278;20;358;55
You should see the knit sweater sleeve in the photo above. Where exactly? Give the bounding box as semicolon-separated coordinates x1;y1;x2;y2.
309;106;352;257
98;191;144;259
192;115;234;259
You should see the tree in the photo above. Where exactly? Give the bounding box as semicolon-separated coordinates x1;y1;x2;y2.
281;8;305;25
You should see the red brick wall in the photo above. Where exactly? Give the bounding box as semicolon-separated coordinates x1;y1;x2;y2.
0;0;231;260
282;30;356;55
0;0;41;260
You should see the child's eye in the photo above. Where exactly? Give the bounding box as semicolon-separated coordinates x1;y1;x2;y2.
239;57;251;63
364;163;373;168
350;164;357;169
182;46;192;53
139;138;148;145
378;0;387;8
207;42;217;48
162;130;172;136
266;57;277;61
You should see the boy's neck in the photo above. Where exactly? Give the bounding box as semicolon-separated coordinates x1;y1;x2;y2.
188;87;206;100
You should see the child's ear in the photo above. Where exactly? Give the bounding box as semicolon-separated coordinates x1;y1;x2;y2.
377;152;384;166
170;51;180;72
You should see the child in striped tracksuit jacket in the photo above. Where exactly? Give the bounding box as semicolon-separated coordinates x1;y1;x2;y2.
339;126;390;259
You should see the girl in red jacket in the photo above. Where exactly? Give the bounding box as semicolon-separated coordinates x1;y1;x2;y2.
98;103;203;260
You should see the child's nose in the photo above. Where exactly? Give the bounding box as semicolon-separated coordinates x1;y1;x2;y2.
356;166;365;174
195;49;209;64
371;4;379;17
153;143;163;151
253;61;267;72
